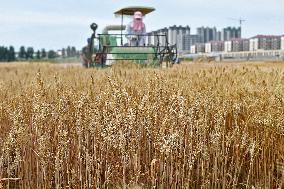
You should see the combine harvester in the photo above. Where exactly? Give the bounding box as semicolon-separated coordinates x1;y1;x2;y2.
83;6;178;68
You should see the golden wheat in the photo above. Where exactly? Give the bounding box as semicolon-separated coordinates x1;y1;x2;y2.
0;61;284;188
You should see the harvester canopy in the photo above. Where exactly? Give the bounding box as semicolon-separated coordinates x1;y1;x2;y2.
114;6;155;16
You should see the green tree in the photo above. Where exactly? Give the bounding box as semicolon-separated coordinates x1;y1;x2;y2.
36;50;41;59
71;46;76;57
19;46;26;59
76;50;80;58
8;46;16;61
48;50;57;59
0;47;4;61
26;47;34;59
3;47;8;61
66;46;71;57
62;48;66;58
41;49;47;58
0;47;11;62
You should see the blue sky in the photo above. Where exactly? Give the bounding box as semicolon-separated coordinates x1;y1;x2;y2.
0;0;283;50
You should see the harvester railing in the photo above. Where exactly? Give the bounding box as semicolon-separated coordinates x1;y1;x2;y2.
97;33;169;47
94;32;177;65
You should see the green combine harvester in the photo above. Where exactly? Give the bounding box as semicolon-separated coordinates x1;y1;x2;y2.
84;6;178;68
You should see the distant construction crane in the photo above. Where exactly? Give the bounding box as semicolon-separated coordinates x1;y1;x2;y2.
228;17;246;28
228;17;246;38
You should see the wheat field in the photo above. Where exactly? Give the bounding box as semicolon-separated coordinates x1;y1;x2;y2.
0;61;284;188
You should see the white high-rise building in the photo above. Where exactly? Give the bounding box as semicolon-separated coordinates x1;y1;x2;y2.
224;41;232;52
190;45;196;54
148;25;190;53
281;36;284;50
205;43;212;53
249;38;259;51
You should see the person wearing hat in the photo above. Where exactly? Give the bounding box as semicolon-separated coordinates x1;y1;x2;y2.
126;11;146;46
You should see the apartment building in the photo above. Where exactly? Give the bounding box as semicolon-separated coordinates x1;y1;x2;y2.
168;25;190;47
196;43;205;53
183;35;200;51
243;39;250;51
211;41;224;52
281;36;284;50
199;40;225;53
197;27;217;43
224;41;232;52
221;27;241;41
147;25;244;53
249;38;258;51
249;35;281;51
230;39;250;52
147;25;190;53
271;37;281;50
205;43;212;53
190;45;196;54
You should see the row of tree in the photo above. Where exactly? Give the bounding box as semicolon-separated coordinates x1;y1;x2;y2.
0;46;80;62
18;47;55;60
0;46;16;62
61;46;80;58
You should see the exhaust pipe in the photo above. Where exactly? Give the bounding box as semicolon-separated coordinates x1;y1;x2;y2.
103;25;126;34
90;23;98;33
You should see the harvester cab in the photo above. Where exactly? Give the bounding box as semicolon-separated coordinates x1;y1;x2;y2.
85;6;178;68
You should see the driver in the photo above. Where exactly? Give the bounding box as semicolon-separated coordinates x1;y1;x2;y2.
126;11;146;46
